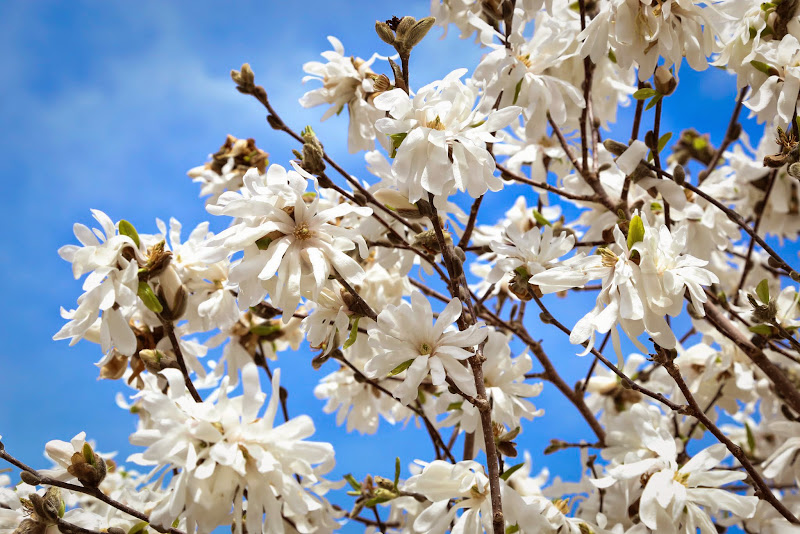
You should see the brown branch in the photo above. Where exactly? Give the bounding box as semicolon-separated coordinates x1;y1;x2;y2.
657;349;800;525
159;318;202;403
0;448;185;534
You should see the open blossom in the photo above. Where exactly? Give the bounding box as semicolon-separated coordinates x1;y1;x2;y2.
299;36;384;153
579;0;722;80
364;291;487;404
54;210;142;356
373;69;521;203
487;224;575;284
206;163;371;317
438;330;543;458
129;364;339;534
531;214;718;353
403;460;495;534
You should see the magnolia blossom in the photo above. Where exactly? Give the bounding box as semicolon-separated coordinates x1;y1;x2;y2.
364;291;487;404
54;210;142;356
403;460;496;534
487;224;576;284
206;164;371;317
373;69;521;203
129;364;339;534
579;0;721;79
299;36;385;153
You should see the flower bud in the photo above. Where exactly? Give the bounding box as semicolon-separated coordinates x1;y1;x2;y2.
654;66;677;96
231;63;255;92
375;21;395;45
30;487;63;523
139;349;179;374
67;442;107;488
672;164;686;185
19;471;42;486
155;264;187;320
603;139;628;156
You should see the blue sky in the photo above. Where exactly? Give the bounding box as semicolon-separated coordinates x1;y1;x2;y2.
0;1;776;532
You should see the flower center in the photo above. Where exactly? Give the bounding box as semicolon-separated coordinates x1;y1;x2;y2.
674;471;689;486
419;342;433;355
516;54;532;69
599;247;619;268
426;116;445;131
293;222;314;241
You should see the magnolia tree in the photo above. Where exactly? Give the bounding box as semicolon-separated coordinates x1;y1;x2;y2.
4;1;800;533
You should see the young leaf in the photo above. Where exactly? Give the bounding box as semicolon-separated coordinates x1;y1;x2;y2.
532;209;552;227
633;88;658;100
250;323;281;337
745;422;756;454
657;132;672;153
389;359;415;376
394;457;400;489
118;220;140;248
343;316;360;349
748;324;773;336
343;473;361;491
500;463;524;481
644;93;663;111
627;215;645;249
138;282;163;313
756;278;770;304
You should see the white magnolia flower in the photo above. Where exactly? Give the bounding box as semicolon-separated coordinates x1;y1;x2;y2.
54;210;142;356
364;291;487;404
439;330;543;457
487;224;575;284
206;164;371;318
579;0;722;80
373;69;521;203
636;444;758;533
129;364;339;534
300;36;385;153
404;460;495;534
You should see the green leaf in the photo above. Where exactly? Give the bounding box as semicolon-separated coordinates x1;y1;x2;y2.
756;278;770;304
363;495;393;507
255;236;272;250
657;132;672;153
745;422;756;454
171;519;180;528
118;220;140;248
137;282;163;313
532;209;552;227
343;316;360;349
506;525;520;534
607;49;617;64
250;324;281;337
500;463;525;481
446;401;463;411
388;359;414;376
644;93;663;111
627;215;645;249
633;88;658;100
82;443;95;466
750;60;778;76
343;473;361;491
128;521;149;534
394;457;401;489
58;498;65;518
389;133;408;158
512;78;524;105
748;324;773;336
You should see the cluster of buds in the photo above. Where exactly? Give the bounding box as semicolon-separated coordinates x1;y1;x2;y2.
15;488;64;534
374;16;435;61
